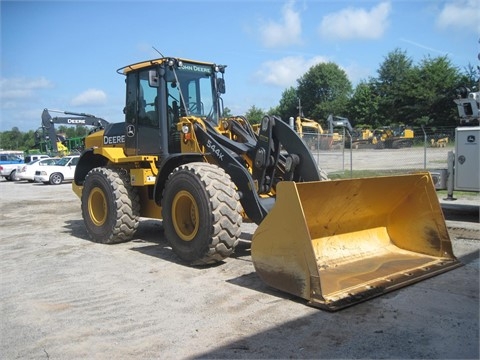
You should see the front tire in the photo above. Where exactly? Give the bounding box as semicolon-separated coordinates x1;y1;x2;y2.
162;163;242;265
49;172;63;185
81;167;140;244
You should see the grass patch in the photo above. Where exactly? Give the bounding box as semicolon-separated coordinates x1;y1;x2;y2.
436;190;479;198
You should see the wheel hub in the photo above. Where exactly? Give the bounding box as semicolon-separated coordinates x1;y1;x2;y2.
172;190;199;241
88;187;107;226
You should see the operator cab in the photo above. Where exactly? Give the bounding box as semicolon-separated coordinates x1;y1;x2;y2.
120;58;226;156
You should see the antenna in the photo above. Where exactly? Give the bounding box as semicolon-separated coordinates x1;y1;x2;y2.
152;46;165;57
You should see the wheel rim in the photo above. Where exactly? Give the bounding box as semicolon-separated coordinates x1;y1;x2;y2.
52;174;61;184
172;190;199;241
88;187;107;226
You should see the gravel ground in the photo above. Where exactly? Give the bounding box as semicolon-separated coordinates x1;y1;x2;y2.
0;151;478;359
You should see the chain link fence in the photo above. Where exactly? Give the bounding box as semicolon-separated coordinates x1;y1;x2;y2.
302;126;456;180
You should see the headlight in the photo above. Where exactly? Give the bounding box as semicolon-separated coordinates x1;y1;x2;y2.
182;124;192;141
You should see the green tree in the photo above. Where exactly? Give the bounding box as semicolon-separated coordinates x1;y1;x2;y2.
406;55;462;127
0;127;23;150
275;86;299;121
460;63;480;91
245;105;264;125
348;80;380;127
375;48;414;125
22;130;36;150
222;107;233;117
266;105;280;117
296;62;352;120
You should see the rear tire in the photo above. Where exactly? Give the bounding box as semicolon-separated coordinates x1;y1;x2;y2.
11;170;19;181
81;167;140;244
162;163;242;265
6;170;17;181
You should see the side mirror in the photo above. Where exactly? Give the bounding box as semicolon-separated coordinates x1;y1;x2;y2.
216;78;225;94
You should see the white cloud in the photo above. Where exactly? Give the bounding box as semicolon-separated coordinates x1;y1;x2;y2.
256;55;329;87
0;77;53;100
436;0;480;32
260;0;302;48
318;2;391;40
70;89;107;106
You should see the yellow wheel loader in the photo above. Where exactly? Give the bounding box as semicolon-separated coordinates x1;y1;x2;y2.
72;56;460;310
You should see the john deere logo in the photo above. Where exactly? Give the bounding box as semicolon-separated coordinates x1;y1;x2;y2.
467;135;475;143
127;125;135;137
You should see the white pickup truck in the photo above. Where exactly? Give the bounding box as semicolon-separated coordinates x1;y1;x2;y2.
0;152;24;181
34;155;80;185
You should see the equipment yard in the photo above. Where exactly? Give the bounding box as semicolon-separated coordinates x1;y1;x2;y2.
1;147;479;359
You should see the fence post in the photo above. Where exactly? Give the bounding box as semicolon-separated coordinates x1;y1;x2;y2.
421;125;427;169
445;151;456;201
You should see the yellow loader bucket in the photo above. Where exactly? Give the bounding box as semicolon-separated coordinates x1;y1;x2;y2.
251;173;461;311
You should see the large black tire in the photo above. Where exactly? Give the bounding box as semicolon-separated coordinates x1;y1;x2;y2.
162;163;242;265
81;167;140;244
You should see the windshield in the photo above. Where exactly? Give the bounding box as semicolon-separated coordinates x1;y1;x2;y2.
55;157;71;166
167;62;217;122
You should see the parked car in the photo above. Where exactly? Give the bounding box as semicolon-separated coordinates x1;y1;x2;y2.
0;152;24;181
24;154;50;163
34;155;80;185
17;158;59;182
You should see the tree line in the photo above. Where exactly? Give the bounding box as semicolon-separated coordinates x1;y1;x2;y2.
246;48;478;131
1;48;477;151
0;125;89;152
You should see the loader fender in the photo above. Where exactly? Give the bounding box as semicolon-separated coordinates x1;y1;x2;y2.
251;173;461;311
74;148;109;186
153;153;204;206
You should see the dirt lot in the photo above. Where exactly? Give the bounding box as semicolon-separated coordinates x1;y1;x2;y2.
1;164;479;359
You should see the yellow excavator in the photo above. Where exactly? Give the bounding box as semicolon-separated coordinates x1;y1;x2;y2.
294;117;333;150
72;56;460;311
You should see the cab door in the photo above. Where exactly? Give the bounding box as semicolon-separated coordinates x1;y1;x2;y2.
124;69;162;156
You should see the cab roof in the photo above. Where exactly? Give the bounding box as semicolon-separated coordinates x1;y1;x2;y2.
117;57;216;75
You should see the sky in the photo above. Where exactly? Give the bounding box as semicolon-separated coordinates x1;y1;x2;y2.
1;0;479;132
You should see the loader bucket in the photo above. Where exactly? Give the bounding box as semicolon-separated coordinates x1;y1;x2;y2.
251;173;461;311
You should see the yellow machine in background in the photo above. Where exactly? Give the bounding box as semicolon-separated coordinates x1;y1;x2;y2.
72;56;460;311
431;137;449;147
294;117;333;150
346;127;379;149
374;126;415;149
